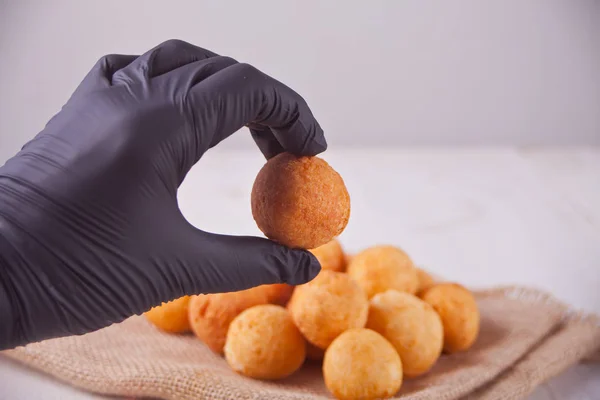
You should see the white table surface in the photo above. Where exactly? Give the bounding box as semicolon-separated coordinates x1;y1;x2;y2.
1;146;599;399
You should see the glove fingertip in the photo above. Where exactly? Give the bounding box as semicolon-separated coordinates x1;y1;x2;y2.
286;250;321;285
272;117;328;158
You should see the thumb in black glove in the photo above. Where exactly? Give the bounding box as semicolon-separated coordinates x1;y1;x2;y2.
0;39;326;350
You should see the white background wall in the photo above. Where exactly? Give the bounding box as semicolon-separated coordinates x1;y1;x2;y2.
1;0;599;163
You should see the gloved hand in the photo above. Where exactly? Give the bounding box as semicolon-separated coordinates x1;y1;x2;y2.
0;39;326;350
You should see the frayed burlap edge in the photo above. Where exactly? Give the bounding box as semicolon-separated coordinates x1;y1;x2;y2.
465;286;600;399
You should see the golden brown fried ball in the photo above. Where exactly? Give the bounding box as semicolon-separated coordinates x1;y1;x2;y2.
188;286;270;354
261;283;295;306
323;328;403;400
309;238;346;272
251;152;351;249
367;290;443;378
144;296;191;333
421;283;480;353
287;270;369;349
224;304;306;380
347;245;419;299
416;268;436;296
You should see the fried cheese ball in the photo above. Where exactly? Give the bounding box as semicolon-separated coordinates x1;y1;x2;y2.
416;267;436;295
367;290;443;377
309;238;346;272
261;283;295;306
347;245;419;299
224;304;306;380
287;270;368;349
251;152;351;249
144;296;192;333
421;283;480;353
188;286;270;354
323;328;403;400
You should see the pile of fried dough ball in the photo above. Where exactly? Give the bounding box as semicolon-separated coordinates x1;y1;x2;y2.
144;154;480;400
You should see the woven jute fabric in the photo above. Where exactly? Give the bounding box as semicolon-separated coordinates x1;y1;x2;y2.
3;286;600;400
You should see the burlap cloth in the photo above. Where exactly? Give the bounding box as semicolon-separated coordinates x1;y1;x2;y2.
3;286;600;400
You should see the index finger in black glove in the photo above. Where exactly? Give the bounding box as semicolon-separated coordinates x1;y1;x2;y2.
70;54;138;99
113;39;219;83
71;39;219;99
183;62;327;158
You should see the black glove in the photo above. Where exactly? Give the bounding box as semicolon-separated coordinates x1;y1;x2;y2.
0;39;326;350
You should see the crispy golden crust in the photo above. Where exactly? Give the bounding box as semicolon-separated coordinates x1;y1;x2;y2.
367;290;443;377
421;283;480;353
309;238;346;272
347;245;419;299
261;283;295;306
323;328;403;400
287;270;369;349
224;305;306;380
144;296;192;334
251;153;350;249
188;287;270;354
